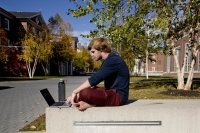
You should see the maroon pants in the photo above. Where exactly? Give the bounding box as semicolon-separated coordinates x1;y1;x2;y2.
78;87;122;106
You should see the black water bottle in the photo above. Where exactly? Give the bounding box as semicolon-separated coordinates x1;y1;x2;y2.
58;79;65;102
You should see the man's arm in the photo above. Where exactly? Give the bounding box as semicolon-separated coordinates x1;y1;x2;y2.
73;80;91;94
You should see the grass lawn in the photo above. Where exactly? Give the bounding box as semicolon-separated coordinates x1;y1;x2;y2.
19;76;200;131
129;76;200;99
19;114;46;132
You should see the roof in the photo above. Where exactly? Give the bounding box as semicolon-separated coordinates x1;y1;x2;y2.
10;11;46;26
10;11;41;18
0;7;16;19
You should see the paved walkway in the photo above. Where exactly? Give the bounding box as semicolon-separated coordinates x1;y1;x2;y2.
0;76;89;133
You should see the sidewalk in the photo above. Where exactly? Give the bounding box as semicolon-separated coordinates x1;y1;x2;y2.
0;76;89;133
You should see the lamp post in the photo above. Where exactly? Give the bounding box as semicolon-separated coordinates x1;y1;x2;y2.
146;25;150;79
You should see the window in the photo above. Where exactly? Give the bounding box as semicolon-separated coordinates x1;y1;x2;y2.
7;39;11;46
176;47;180;59
184;44;192;72
152;67;155;71
174;47;180;71
4;18;10;31
198;53;200;71
166;56;170;73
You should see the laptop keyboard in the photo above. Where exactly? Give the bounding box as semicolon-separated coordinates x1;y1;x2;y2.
53;102;69;106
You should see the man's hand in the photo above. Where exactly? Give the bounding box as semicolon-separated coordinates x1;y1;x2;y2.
66;96;72;104
66;92;78;106
71;92;77;104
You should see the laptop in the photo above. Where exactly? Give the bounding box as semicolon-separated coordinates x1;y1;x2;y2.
40;88;70;107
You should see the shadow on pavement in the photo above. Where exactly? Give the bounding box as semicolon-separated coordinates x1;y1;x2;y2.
126;99;138;105
0;77;45;82
0;86;14;90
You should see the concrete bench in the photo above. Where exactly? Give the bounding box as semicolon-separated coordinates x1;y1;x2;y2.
46;100;200;133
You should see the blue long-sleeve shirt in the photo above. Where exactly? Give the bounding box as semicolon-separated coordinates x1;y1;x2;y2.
88;52;130;104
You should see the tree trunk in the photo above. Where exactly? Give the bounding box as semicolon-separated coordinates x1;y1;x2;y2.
184;63;194;90
172;46;184;90
184;26;199;90
184;49;199;90
26;61;32;78
42;62;49;76
176;68;185;90
25;59;38;79
146;49;149;79
31;58;38;78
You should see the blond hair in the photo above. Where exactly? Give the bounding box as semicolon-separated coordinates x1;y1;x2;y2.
88;38;111;53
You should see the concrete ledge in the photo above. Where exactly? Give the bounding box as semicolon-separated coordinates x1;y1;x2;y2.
46;100;200;133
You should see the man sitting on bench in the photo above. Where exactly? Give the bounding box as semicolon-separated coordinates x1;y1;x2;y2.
66;37;130;111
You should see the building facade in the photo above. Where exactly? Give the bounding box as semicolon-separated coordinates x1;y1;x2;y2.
164;32;200;77
0;7;79;76
0;7;24;47
135;31;200;77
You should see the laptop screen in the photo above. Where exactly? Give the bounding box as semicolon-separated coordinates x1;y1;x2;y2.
40;88;55;106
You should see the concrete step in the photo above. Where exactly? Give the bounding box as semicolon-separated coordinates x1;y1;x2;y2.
46;100;200;133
